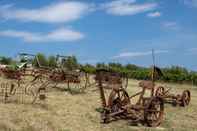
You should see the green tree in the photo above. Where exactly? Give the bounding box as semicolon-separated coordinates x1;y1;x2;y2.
125;64;139;71
0;57;12;65
96;62;107;69
48;56;57;68
62;56;79;70
32;53;48;67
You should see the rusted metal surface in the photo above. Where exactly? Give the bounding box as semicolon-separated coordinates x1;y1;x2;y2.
155;86;191;107
94;68;128;89
47;69;88;92
0;64;47;104
150;50;191;107
0;54;48;104
0;79;47;104
0;67;24;80
17;53;89;93
96;69;164;127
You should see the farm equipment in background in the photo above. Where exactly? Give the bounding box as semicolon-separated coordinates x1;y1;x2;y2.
18;53;89;94
155;86;191;107
46;54;88;93
0;53;47;104
150;50;191;107
0;54;30;81
96;68;164;127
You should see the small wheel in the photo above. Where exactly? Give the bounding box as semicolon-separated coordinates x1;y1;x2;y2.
155;86;165;97
108;88;130;112
181;90;191;107
145;97;164;127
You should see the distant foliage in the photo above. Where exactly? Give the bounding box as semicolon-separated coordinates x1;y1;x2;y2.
80;64;96;74
32;53;48;67
0;57;12;65
62;56;79;70
1;54;197;85
82;62;197;86
48;56;57;68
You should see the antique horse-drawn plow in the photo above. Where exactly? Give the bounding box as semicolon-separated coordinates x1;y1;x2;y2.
45;55;88;93
96;50;192;127
155;86;191;107
0;67;46;104
19;54;89;94
96;68;164;127
0;53;48;104
151;50;191;107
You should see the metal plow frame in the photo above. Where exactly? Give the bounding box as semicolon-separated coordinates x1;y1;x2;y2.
96;69;164;127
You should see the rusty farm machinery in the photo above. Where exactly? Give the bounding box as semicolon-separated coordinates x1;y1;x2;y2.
19;53;89;93
37;54;89;93
96;68;164;127
0;54;46;104
0;53;90;103
94;68;128;89
155;86;191;107
151;50;191;107
96;50;191;127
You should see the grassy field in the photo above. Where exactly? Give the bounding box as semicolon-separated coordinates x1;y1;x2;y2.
0;78;197;131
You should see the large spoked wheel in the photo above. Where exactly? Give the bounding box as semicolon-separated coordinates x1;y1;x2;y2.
108;89;130;113
145;97;164;127
155;86;165;97
181;90;191;107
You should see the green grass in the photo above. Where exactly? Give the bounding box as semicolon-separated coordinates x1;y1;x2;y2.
0;78;196;131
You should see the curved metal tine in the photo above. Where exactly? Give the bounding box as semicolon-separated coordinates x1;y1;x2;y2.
164;86;171;94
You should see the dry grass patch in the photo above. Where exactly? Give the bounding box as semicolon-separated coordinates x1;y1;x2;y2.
0;79;196;131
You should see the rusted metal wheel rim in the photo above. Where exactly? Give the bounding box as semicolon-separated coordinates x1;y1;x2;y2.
181;90;191;106
155;86;165;97
145;97;164;127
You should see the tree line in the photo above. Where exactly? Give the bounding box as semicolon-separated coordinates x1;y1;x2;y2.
81;63;197;86
1;54;197;85
0;53;79;70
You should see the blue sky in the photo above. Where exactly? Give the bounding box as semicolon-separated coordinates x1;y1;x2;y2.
0;0;197;70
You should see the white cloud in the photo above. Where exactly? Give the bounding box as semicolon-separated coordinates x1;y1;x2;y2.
147;11;161;18
113;50;168;59
0;28;84;42
163;22;177;27
162;21;180;30
101;0;158;16
0;2;93;23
